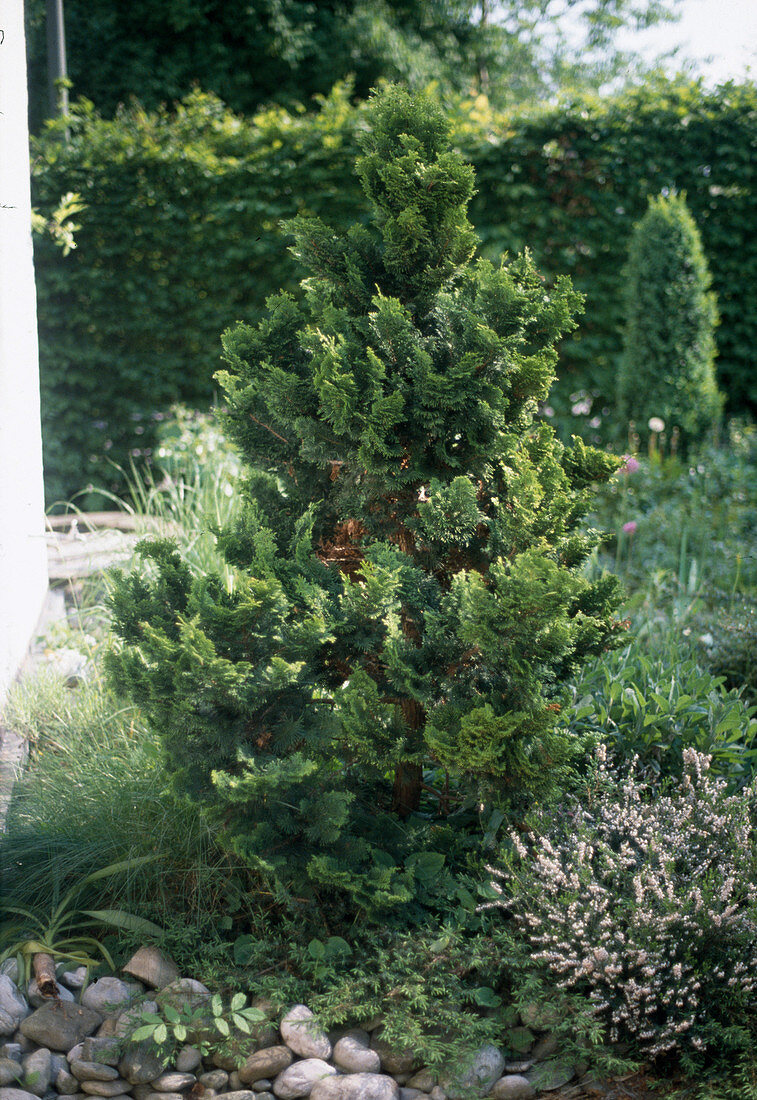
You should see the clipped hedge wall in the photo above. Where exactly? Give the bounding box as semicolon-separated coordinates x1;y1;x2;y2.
33;81;757;505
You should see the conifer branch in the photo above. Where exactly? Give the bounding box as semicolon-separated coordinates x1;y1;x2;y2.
248;413;290;445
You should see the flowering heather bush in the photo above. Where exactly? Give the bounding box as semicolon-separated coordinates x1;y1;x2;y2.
486;747;757;1058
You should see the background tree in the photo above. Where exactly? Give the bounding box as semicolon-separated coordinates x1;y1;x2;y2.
617;191;722;453
106;86;623;930
25;0;681;129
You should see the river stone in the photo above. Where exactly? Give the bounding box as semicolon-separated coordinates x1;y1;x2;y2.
254;1094;274;1100
519;1004;562;1031
0;1027;14;1048
80;1039;121;1068
399;1091;425;1100
80;1078;132;1096
239;1049;293;1086
20;1004;102;1052
61;970;88;991
135;1094;184;1100
428;1089;447;1100
55;1068;80;1095
251;1084;272;1093
156;981;210;1014
210;1031;274;1072
81;980;135;1018
221;1093;259;1100
0;1047;21;1064
70;1062;120;1083
118;1040;167;1085
369;1031;418;1076
279;1007;331;1061
442;1045;505;1100
0;1062;22;1088
491;1077;535;1100
406;1070;435;1091
22;1048;52;1098
27;980;75;1009
527;1060;574;1092
113;1001;158;1040
530;1033;558;1063
309;1073;399;1100
272;1058;336;1098
174;1049;201;1074
199;1072;228;1089
122;950;179;992
150;1073;196;1091
332;1031;381;1075
0;1089;44;1100
0;981;29;1033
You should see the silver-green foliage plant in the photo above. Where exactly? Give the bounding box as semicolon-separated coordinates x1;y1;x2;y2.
618;192;723;452
485;746;757;1057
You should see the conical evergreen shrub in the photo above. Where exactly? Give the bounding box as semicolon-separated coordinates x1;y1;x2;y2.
107;88;623;929
617;192;722;452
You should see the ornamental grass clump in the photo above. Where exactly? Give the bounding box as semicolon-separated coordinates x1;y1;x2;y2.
486;746;757;1058
106;87;623;931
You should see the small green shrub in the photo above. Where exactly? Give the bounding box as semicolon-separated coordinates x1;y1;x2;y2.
485;746;757;1058
617;192;723;453
698;601;757;707
562;642;757;788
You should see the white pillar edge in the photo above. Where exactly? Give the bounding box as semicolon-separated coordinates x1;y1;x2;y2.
0;0;50;706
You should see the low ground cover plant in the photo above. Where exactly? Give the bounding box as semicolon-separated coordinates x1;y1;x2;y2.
485;746;757;1061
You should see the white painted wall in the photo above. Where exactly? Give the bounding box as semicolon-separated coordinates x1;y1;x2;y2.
0;0;49;702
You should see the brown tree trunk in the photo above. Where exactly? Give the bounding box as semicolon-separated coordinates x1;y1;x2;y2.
392;697;425;817
391;761;423;818
32;953;59;998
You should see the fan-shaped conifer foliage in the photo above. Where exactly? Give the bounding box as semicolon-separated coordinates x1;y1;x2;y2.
107;87;623;926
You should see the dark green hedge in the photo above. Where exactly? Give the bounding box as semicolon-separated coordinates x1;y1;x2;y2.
33;81;757;505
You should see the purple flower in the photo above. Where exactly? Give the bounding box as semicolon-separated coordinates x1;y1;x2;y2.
622;455;640;474
623;520;638;535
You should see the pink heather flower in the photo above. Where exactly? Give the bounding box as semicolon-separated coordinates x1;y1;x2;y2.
623;520;638;535
622;455;640;474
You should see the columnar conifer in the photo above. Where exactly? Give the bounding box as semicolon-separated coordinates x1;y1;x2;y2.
618;192;722;451
107;87;623;925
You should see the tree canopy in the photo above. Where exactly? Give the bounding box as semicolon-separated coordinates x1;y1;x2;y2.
26;0;682;128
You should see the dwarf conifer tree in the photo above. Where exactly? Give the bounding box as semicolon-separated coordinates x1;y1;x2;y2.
107;88;623;927
618;192;722;452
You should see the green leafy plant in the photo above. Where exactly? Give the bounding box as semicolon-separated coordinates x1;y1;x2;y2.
0;857;163;990
562;642;757;788
129;992;265;1057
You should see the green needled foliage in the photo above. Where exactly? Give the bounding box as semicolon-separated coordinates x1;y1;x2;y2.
107;87;624;930
618;192;723;453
